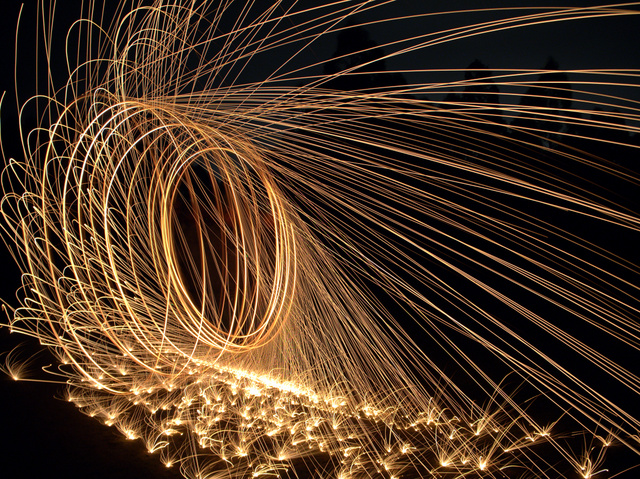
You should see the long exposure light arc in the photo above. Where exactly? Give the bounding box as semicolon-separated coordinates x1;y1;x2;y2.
1;1;639;478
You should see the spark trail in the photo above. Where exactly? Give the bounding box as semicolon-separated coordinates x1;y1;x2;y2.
2;1;640;478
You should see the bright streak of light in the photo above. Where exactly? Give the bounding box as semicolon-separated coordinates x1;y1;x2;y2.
1;1;640;478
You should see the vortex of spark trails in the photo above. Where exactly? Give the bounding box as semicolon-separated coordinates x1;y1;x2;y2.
2;1;640;478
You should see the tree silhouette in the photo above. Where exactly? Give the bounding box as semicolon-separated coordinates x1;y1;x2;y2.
323;22;406;91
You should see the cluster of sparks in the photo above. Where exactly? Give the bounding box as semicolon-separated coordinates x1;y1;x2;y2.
61;364;576;479
1;1;640;478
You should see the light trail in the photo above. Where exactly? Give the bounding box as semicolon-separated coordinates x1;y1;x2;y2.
1;1;640;478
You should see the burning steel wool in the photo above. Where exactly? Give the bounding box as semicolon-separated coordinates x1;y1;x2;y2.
1;1;640;478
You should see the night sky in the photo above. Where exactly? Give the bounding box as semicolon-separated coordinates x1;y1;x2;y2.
1;1;639;478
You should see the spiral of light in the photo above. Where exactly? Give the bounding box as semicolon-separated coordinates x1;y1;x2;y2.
2;1;640;478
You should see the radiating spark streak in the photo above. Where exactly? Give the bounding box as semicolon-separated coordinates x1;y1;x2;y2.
1;1;640;478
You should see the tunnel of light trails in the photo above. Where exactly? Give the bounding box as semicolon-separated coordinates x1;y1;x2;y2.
2;1;640;478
